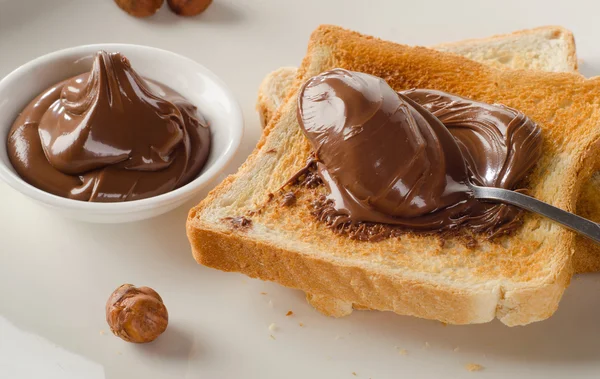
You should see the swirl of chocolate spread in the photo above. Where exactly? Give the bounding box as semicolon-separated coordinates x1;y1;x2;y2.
297;69;542;235
7;51;210;202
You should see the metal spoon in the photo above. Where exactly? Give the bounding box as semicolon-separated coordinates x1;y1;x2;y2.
469;183;600;244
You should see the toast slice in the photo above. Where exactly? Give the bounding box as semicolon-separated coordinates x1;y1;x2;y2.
188;25;600;326
255;29;600;317
257;26;578;128
256;28;600;276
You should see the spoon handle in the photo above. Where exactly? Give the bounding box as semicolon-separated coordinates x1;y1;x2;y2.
470;185;600;244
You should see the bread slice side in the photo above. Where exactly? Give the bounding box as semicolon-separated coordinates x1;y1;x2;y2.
189;25;600;326
574;173;600;272
257;67;298;128
434;25;577;73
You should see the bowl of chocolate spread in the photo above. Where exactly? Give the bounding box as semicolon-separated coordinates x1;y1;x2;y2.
0;45;243;222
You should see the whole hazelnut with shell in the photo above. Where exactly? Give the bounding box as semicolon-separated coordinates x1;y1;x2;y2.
114;0;164;18
167;0;213;16
106;284;168;343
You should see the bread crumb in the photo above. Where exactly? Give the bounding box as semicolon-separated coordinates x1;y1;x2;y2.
398;349;408;355
352;372;357;376
454;347;460;352
260;292;268;295
465;363;483;372
299;322;304;327
269;334;276;340
286;311;294;316
440;322;448;327
268;323;277;332
99;330;106;335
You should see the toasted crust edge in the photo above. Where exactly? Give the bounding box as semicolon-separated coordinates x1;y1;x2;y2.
187;210;572;326
434;25;578;72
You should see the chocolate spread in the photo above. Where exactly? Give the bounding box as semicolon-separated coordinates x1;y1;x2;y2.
280;191;297;207
224;216;253;230
296;69;542;236
7;51;210;202
404;89;542;190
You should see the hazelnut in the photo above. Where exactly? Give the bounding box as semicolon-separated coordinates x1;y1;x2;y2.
106;284;168;343
167;0;212;16
115;0;164;18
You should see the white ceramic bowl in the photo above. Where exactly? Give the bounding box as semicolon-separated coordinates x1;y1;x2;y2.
0;44;243;223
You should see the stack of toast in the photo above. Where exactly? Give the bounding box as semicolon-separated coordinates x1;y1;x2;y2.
187;25;600;326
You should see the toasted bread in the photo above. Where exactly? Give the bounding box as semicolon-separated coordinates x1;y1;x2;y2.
255;26;600;315
188;25;600;326
256;28;600;276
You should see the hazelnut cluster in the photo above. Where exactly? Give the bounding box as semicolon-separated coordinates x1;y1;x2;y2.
115;0;212;18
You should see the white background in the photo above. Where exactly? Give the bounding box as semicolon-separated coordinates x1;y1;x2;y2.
1;0;600;378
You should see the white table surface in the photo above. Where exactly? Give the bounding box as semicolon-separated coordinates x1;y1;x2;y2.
2;1;600;378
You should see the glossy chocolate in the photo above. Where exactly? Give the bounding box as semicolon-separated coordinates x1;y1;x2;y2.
404;89;542;190
297;69;542;235
7;51;210;202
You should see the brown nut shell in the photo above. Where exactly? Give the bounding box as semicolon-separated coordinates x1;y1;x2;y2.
167;0;212;16
106;284;168;343
115;0;164;18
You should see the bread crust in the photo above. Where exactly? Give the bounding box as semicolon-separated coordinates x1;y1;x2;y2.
434;25;578;72
257;67;298;128
188;25;600;326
